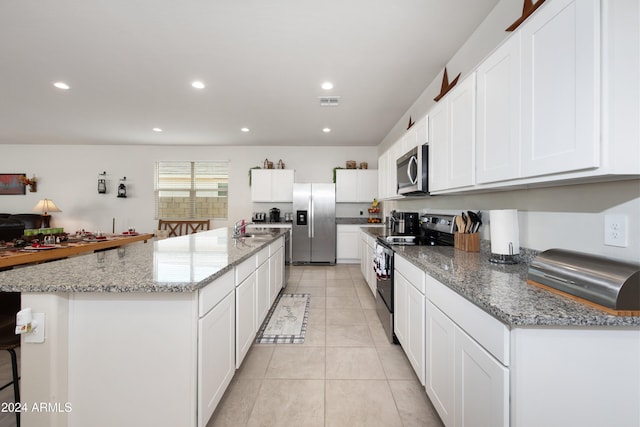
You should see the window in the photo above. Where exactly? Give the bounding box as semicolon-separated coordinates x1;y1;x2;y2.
154;161;229;220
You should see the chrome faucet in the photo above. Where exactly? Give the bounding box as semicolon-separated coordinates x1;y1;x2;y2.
233;219;246;237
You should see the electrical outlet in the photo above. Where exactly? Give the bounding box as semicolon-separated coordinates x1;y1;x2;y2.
24;312;45;343
604;215;628;247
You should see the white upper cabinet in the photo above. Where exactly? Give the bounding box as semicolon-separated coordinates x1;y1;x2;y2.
429;74;476;193
377;150;390;199
476;33;521;184
520;0;600;177
335;169;378;202
251;169;294;202
377;114;428;200
401;115;429;153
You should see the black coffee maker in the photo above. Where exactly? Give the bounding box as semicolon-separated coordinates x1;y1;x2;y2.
269;208;281;223
391;211;420;236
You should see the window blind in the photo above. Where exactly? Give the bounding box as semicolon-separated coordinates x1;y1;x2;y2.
154;161;228;220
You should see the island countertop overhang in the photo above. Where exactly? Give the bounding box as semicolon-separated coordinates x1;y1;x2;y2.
0;228;288;293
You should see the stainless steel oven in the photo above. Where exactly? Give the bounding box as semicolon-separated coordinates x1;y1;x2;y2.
374;239;397;344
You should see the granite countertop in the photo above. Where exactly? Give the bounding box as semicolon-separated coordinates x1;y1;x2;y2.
0;228;287;293
336;218;384;225
362;227;640;328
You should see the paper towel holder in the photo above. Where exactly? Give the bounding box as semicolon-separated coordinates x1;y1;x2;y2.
489;209;520;264
489;243;518;264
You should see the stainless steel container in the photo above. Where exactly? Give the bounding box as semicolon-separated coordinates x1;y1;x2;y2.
527;249;640;311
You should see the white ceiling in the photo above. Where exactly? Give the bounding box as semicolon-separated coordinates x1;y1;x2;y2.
0;0;499;147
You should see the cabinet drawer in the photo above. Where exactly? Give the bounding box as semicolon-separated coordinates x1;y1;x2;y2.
426;274;510;366
395;255;426;294
257;247;269;266
269;236;283;256
199;269;234;317
235;255;256;285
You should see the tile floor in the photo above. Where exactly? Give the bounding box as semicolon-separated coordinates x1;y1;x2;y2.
208;264;444;427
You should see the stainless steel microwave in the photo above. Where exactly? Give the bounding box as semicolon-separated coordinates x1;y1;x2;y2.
396;145;429;196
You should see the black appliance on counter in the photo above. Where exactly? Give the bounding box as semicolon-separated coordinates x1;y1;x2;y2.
389;211;419;236
269;208;281;223
375;213;455;343
252;212;267;223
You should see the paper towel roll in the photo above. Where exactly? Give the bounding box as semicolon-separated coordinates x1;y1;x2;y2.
490;209;520;256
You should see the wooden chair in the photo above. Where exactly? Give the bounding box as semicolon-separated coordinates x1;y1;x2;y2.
0;292;21;427
157;219;211;237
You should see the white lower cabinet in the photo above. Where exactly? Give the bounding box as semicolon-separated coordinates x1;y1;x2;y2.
256;252;270;330
269;238;284;304
235;269;256;368
425;300;455;427
394;272;408;345
337;224;361;263
198;289;235;427
394;255;426;385
454;326;509;427
425;276;509;427
360;231;377;295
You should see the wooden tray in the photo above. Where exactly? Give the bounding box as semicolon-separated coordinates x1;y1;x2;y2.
528;279;640;317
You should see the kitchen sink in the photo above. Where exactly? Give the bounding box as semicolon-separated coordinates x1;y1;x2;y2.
233;231;275;239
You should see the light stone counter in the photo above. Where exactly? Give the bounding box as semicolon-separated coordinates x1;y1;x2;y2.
362;227;640;327
0;227;287;293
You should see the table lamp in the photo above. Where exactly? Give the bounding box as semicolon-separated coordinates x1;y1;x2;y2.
32;198;62;228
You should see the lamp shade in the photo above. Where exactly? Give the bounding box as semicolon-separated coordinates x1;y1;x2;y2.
32;198;62;215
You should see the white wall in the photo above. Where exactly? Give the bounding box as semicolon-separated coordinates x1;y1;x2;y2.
0;144;376;233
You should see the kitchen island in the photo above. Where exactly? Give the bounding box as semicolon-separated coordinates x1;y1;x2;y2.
0;227;288;427
361;227;640;427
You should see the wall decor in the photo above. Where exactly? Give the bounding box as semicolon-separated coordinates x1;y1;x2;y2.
433;68;461;102
0;173;26;195
506;0;546;32
20;174;38;192
98;171;107;194
117;177;127;198
407;116;415;130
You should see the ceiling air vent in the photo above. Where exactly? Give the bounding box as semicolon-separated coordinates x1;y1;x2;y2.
318;96;340;107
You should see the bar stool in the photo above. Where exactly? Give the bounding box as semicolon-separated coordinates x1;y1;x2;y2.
0;293;20;427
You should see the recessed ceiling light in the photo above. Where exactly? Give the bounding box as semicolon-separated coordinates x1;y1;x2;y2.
321;81;333;90
191;81;205;89
241;127;250;132
53;82;70;90
322;127;331;133
152;128;163;132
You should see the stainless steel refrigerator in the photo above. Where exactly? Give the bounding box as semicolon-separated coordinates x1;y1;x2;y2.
292;183;336;264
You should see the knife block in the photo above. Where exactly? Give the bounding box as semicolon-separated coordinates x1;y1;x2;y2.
454;232;480;252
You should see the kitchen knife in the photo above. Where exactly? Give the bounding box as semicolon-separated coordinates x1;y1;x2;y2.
461;212;469;233
466;211;479;233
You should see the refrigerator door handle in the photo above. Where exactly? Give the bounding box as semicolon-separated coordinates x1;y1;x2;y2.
310;195;315;238
308;196;312;238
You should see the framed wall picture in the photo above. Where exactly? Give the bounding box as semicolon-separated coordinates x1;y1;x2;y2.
0;173;26;195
